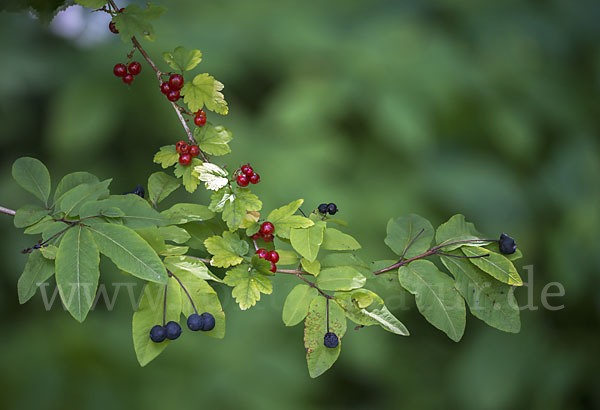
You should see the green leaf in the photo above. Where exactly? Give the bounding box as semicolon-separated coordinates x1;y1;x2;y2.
194;123;232;156
80;195;166;229
147;172;181;206
163;255;223;283
435;214;489;250
398;260;466;342
135;226;166;255
132;278;181;367
12;157;51;205
181;73;228;115
483;242;523;261
53;171;100;205
161;203;215;225
224;264;272;310
462;247;523;286
159;245;188;256
301;258;321;276
86;223;167;284
267;199;314;239
158;226;190;244
251;254;274;276
181;220;225;253
290;222;326;262
17;251;55;304
385;214;434;259
221;188;262;231
174;158;203;193
304;297;346;378
153;145;179;169
321;228;361;251
23;216;54;235
315;266;366;291
162;46;202;72
174;270;225;338
193;162;228;191
276;250;300;266
40;244;58;260
58;179;111;217
14;205;49;228
321;253;370;276
282;284;318;326
75;0;106;7
55;225;100;322
113;3;167;43
204;231;249;268
440;254;520;333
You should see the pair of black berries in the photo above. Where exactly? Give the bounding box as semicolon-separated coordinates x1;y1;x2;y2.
499;233;517;255
149;312;215;343
318;203;338;215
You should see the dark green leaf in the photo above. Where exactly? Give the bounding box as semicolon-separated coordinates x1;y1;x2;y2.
14;205;49;228
58;179;111;217
147;172;181;206
80;195;166;229
12;157;51;205
53;171;99;205
17;251;55;304
435;214;489;250
384;214;434;258
113;3;167;43
161;203;215;225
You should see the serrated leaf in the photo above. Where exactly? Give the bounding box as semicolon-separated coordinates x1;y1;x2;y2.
147;172;181;206
301;258;321;276
53;171;100;205
58;179;111;217
304;297;346;378
80;195;166;229
209;187;235;212
282;284;318;326
194;123;232;156
12;157;51;205
174;158;203;193
161;203;214;224
462;247;523;286
321;228;361;251
435;214;489;250
440;253;520;333
17;251;55;304
221;188;262;231
290;222;325;262
86;223;167;284
267;199;314;239
182;220;225;253
385;214;434;258
181;73;228;115
224;264;272;310
315;266;366;291
204;231;249;268
132;278;181;367
162;46;202;72
14;205;49;228
164;255;223;283
113;3;167;43
153;145;179;169
55;225;100;322
193;162;228;192
398;260;466;342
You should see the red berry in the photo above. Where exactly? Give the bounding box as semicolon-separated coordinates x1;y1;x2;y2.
195;109;206;117
122;73;134;84
179;153;192;166
261;233;274;242
118;8;124;13
237;174;249;187
241;164;253;176
260;221;274;235
160;82;171;95
109;21;118;34
113;63;127;77
175;140;186;153
128;61;141;76
194;115;207;127
179;142;189;154
169;74;184;90
267;251;279;263
255;248;268;259
167;89;180;102
269;261;277;273
249;173;260;184
189;145;200;157
251;233;260;240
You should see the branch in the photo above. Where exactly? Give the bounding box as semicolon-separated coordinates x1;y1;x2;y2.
276;268;333;299
373;249;436;275
0;206;16;216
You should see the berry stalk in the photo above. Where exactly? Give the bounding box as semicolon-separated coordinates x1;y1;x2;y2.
168;270;198;315
0;206;16;216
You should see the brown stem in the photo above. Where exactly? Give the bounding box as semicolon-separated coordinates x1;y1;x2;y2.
168;270;198;315
0;206;16;216
373;249;437;275
276;268;333;299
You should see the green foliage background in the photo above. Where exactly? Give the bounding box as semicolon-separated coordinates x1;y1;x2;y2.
0;0;598;408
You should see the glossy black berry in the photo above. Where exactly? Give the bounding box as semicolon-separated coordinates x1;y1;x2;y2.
165;321;182;340
200;312;215;331
187;313;204;331
327;203;338;215
318;203;328;214
499;233;517;255
323;332;339;348
149;325;166;343
123;184;144;198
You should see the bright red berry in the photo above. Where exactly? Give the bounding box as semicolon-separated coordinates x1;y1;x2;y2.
267;251;279;263
175;140;186;153
261;233;274;242
118;8;124;13
269;261;277;273
194;115;207;127
251;233;260;240
179;153;192;166
160;82;171;95
237;174;249;187
179;142;189;154
128;61;141;76
195;109;206;117
250;173;260;184
113;63;127;77
260;221;274;235
122;73;134;84
255;248;268;259
169;74;184;90
167;89;180;102
189;145;200;157
109;21;118;34
241;164;253;176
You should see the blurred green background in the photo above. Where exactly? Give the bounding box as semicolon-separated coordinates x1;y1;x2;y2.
1;0;599;409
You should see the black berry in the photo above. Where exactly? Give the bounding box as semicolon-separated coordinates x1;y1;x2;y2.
187;313;204;331
123;184;144;198
499;233;517;255
200;312;215;331
318;203;328;214
149;325;166;343
327;203;338;215
165;321;182;340
323;332;339;348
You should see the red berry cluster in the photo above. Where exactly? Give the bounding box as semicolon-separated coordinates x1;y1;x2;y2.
255;248;279;273
113;61;141;84
194;110;207;127
161;74;184;102
176;140;200;166
236;164;260;187
252;221;274;242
